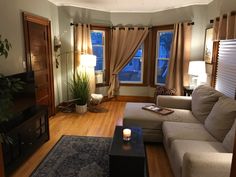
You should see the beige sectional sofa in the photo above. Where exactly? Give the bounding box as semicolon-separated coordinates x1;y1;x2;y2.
123;85;236;177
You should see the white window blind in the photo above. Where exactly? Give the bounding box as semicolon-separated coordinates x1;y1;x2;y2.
216;40;236;99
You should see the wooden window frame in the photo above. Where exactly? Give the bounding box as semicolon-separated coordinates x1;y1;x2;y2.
211;41;220;88
91;25;110;87
91;30;106;72
119;36;149;86
150;25;174;87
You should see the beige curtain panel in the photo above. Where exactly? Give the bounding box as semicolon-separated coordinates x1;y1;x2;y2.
213;11;236;41
213;18;220;40
218;16;227;40
107;27;148;98
74;24;93;70
227;12;236;39
74;24;96;93
166;22;192;96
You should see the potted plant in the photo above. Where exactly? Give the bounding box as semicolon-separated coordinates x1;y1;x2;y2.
70;72;90;114
0;34;12;177
0;35;16;133
0;35;24;130
0;75;24;123
0;35;11;58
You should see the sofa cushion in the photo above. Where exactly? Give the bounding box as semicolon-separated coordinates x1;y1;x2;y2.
223;120;236;152
123;103;199;130
170;140;227;177
204;97;236;141
191;85;222;123
182;152;232;177
157;96;192;110
163;122;217;148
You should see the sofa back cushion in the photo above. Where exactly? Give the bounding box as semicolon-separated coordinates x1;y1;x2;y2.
204;97;236;141
223;120;236;152
191;85;222;123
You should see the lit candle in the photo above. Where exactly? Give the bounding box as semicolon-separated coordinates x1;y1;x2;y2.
123;128;131;141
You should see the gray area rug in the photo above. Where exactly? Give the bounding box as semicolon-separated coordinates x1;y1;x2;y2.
30;135;112;177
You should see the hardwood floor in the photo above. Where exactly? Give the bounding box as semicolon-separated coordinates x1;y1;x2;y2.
10;101;174;177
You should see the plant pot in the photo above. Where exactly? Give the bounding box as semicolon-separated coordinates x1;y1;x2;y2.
75;104;87;114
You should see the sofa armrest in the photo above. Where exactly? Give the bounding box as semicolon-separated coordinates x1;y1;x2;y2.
156;95;192;110
182;152;232;177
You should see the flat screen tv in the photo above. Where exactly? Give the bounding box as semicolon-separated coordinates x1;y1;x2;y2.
7;71;36;119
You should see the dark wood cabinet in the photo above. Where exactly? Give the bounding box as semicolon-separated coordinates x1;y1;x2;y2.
109;126;146;177
1;106;49;176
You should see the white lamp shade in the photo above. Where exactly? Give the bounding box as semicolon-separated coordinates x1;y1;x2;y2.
188;61;206;76
80;54;97;67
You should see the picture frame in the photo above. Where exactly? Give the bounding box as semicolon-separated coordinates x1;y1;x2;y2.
203;28;214;64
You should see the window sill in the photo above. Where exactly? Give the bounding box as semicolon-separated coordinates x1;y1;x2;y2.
150;83;167;88
96;83;148;87
96;83;109;87
119;83;148;87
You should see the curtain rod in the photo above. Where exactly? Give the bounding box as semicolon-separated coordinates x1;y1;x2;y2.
70;23;78;27
70;23;151;29
111;26;152;30
187;22;194;26
210;17;220;23
70;22;194;28
210;11;236;23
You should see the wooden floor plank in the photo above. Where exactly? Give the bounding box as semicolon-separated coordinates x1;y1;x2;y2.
10;101;174;177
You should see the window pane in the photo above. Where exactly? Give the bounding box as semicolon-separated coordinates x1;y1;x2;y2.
92;46;103;58
95;57;103;71
135;49;142;57
156;59;169;84
119;47;143;82
91;31;103;45
91;31;105;71
156;31;173;84
158;32;173;58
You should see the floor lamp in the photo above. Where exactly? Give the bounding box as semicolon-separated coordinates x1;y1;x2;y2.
80;54;97;93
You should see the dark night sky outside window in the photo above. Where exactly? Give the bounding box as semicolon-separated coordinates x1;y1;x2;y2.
119;45;143;83
91;31;105;71
156;31;173;85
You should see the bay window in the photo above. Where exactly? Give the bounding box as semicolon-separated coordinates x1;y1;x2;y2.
155;30;174;85
118;45;144;84
90;26;110;85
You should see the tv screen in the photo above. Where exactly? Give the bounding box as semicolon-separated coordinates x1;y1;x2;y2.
8;71;36;117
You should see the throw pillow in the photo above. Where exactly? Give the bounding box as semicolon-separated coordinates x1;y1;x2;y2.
191;85;223;123
204;96;236;142
223;120;236;152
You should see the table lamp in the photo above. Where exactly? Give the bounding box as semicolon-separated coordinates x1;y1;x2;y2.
188;61;207;88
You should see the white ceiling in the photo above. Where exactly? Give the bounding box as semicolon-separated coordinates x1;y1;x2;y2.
48;0;213;13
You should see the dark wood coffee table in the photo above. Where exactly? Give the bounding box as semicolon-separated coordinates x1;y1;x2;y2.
109;126;146;177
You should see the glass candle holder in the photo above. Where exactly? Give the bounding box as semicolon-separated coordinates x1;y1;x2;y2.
123;128;131;141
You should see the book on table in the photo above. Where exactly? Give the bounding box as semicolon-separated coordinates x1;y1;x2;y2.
142;105;174;115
